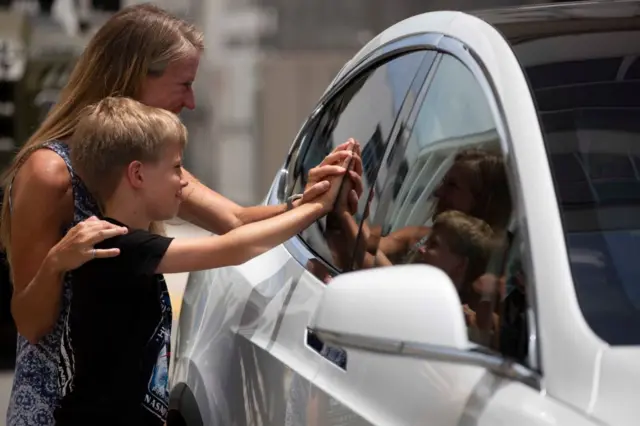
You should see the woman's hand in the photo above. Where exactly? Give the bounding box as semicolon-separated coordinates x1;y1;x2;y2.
316;152;355;215
46;216;128;272
335;141;364;216
302;139;364;213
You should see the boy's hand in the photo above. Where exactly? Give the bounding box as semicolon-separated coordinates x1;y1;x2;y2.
316;153;353;214
332;142;364;216
463;304;477;328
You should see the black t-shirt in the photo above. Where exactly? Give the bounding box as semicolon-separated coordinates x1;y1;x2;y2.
55;218;174;426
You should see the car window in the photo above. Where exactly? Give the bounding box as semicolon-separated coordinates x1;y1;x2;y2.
346;54;530;362
520;48;640;345
290;51;432;273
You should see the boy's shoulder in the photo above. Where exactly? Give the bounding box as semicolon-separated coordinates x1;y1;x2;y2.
95;218;170;250
91;218;174;277
95;226;156;250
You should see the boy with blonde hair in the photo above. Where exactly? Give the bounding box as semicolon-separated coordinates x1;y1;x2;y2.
406;210;498;344
412;210;495;292
55;97;345;426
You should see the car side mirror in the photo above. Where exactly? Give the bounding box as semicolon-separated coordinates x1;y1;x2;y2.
309;264;469;350
308;265;539;387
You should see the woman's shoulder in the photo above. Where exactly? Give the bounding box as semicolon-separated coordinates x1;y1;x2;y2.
14;148;71;194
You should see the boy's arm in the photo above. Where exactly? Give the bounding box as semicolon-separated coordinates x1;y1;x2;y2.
157;201;328;274
177;141;355;234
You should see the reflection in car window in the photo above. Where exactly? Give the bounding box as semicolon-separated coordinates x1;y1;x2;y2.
293;51;429;271
386;55;503;234
518;39;640;345
348;54;529;361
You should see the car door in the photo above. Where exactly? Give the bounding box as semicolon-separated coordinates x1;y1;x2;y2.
260;47;438;426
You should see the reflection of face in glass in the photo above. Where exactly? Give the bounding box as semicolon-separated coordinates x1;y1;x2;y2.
433;163;476;217
416;229;467;288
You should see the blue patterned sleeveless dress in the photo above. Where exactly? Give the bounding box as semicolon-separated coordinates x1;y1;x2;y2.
6;141;99;426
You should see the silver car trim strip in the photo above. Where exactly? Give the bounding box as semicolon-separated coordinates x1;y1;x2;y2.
458;371;505;426
266;274;301;351
310;327;542;390
437;35;544;376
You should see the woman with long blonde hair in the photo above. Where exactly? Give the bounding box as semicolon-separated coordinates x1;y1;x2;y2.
3;4;357;425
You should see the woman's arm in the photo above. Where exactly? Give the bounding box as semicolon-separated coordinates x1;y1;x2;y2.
177;142;358;234
378;226;430;259
158;198;331;274
10;150;125;343
10;151;75;343
9;151;73;343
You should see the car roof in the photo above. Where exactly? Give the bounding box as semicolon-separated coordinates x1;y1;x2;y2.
330;1;640;89
472;0;640;44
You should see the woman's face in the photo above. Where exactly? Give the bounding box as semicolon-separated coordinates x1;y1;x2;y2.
434;163;476;216
138;50;201;114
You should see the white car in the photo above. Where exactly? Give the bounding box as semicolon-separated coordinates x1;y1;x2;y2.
168;2;640;425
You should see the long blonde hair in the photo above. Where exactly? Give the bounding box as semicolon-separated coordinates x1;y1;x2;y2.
454;149;512;232
0;3;203;254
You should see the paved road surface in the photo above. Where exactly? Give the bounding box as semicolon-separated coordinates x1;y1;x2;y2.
0;372;9;426
0;221;207;425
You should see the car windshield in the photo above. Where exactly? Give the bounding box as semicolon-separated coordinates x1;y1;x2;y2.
512;30;640;345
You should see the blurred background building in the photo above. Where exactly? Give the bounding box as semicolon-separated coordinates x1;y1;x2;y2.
0;0;573;204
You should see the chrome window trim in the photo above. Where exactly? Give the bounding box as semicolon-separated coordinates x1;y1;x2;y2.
436;36;543;378
310;327;541;390
318;33;444;116
271;32;542;389
278;33;444;195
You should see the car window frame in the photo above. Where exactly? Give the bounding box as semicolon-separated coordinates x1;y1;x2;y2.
272;33;542;385
279;34;444;198
440;35;542;373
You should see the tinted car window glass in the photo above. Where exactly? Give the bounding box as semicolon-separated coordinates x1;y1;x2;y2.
515;34;640;345
293;51;428;271
385;55;499;233
348;55;525;357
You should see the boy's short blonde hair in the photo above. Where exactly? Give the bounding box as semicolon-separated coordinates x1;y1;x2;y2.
70;96;187;205
432;210;495;286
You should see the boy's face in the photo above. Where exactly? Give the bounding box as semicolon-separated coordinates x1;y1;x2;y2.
417;229;467;289
139;142;188;221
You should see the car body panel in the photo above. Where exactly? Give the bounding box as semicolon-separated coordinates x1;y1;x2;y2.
478;381;601;426
172;244;310;425
592;348;640;424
